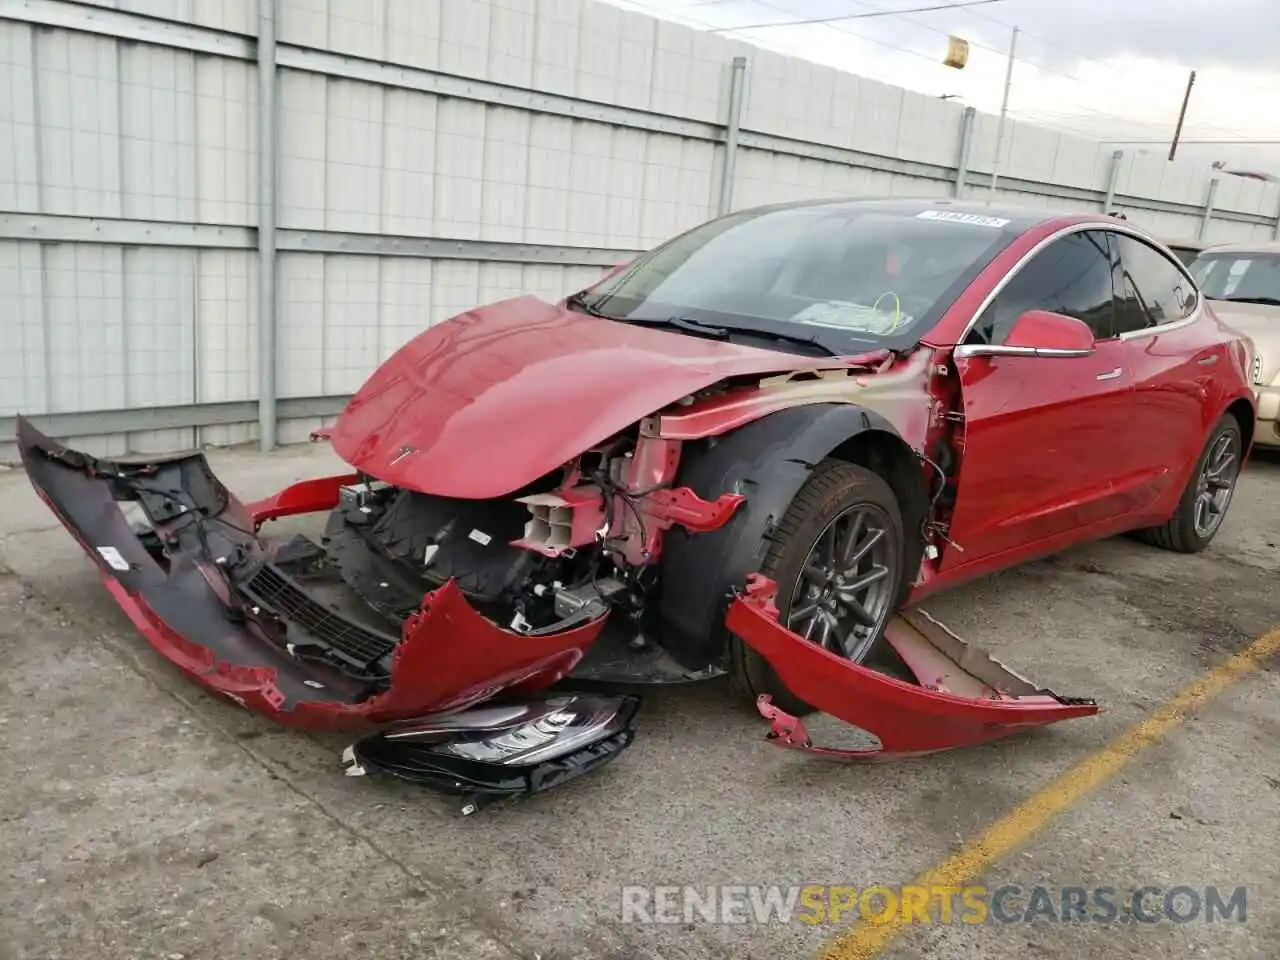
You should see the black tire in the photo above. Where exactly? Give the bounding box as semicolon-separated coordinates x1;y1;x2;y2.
1135;415;1243;553
727;459;906;716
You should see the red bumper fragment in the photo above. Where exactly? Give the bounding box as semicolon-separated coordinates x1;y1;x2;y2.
101;576;293;714
351;579;605;722
245;473;358;526
112;575;607;731
726;574;1099;758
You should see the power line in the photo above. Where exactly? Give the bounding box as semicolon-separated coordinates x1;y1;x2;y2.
705;0;1005;32
1012;106;1280;138
963;1;1277;99
1003;110;1173;144
675;0;1217;135
615;0;1261;142
944;2;1264;140
615;0;987;81
1102;139;1280;145
824;0;1258;142
672;0;1280;112
1190;72;1280;97
683;0;1256;143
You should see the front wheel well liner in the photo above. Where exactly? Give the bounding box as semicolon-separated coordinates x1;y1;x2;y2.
655;404;927;670
827;430;930;607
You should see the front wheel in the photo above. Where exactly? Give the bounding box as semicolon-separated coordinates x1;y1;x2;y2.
1135;415;1243;553
727;459;906;717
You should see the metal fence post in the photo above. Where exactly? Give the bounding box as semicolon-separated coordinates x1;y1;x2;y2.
1102;149;1123;212
954;107;975;197
257;0;278;452
717;56;747;216
988;26;1019;196
1198;176;1219;241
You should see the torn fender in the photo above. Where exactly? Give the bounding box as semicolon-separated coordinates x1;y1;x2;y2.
725;574;1098;758
16;417;607;732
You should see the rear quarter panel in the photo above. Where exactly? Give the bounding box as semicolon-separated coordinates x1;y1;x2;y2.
1197;307;1258;442
1122;308;1251;521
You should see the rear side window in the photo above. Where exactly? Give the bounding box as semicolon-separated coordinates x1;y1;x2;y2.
967;230;1116;344
1111;235;1197;334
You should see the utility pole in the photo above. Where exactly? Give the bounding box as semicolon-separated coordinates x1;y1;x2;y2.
1169;70;1195;161
989;25;1019;195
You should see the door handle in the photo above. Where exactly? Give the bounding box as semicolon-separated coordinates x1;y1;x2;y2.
1197;354;1218;365
1095;367;1122;381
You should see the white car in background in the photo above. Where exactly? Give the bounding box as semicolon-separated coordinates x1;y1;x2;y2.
1165;238;1206;266
1188;241;1280;448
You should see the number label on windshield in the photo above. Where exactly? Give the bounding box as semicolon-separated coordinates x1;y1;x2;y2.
916;210;1011;228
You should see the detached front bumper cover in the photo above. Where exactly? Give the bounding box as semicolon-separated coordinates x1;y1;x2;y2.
726;574;1099;758
15;416;608;732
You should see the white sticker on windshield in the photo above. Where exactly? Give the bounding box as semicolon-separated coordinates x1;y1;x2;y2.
917;210;1010;228
791;301;909;334
96;546;131;571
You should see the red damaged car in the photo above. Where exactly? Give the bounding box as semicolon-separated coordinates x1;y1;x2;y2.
18;199;1256;806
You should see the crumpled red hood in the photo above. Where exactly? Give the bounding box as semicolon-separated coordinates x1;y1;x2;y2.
329;296;841;498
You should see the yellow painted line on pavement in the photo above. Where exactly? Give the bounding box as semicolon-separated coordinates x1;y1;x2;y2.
819;626;1280;960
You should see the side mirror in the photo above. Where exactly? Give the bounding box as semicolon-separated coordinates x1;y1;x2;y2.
955;309;1096;359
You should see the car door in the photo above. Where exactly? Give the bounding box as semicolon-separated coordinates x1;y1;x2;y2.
941;229;1141;570
1110;231;1216;511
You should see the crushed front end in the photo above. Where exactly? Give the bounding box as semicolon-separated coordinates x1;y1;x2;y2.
15;416;738;733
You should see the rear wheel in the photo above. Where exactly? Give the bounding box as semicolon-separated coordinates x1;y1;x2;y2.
1135;415;1242;553
727;459;906;716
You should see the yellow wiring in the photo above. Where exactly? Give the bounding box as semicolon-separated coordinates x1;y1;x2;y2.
872;291;903;329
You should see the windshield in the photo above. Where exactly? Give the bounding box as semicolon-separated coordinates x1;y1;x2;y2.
1189;252;1280;305
572;204;1020;354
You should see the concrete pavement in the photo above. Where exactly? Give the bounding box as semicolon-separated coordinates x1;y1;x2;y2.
0;442;1276;960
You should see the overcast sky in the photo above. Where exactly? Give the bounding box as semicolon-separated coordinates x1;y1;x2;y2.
606;0;1280;174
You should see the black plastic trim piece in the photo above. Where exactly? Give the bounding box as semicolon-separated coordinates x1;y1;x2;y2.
655;403;909;669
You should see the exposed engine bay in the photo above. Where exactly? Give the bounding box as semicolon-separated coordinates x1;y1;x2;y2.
324;479;631;648
231;428;746;696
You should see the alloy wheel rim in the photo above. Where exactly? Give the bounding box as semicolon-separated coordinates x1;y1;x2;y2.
1193;431;1239;538
786;504;896;664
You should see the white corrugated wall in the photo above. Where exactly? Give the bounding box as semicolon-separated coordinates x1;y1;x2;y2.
2;0;1278;460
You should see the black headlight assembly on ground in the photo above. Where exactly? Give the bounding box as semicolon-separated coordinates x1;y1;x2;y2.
341;694;641;814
